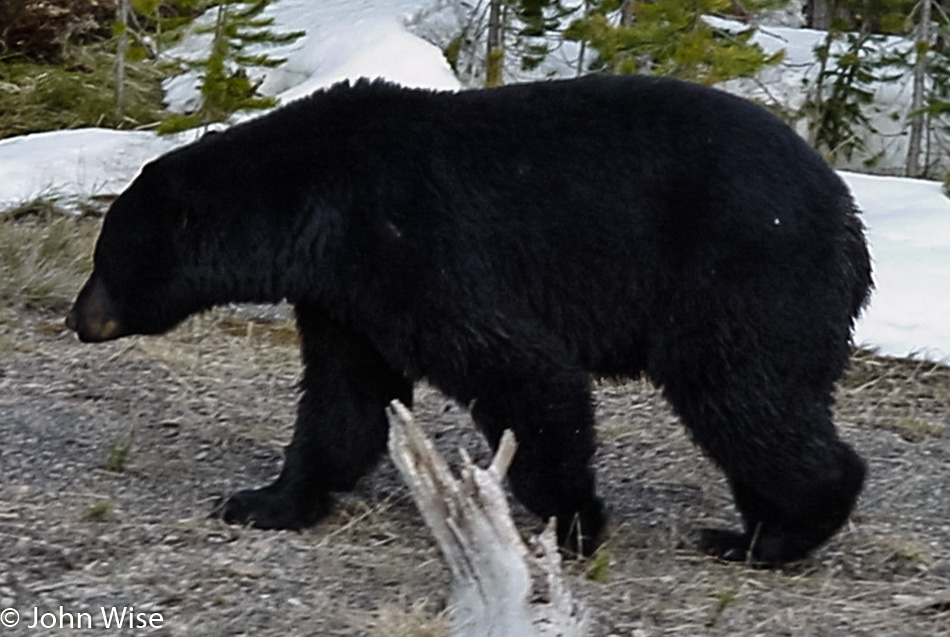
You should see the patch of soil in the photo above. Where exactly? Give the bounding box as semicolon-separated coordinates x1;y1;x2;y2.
1;308;949;636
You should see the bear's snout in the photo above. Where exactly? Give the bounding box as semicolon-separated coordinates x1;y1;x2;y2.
65;275;127;343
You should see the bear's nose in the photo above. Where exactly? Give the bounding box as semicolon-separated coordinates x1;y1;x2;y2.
65;274;126;342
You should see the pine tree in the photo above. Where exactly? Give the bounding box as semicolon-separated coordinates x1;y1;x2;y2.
160;0;303;132
438;0;579;87
514;0;579;72
563;0;786;85
800;28;883;164
796;0;950;172
898;0;950;178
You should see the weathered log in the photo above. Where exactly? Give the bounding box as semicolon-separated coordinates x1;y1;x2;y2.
386;399;588;637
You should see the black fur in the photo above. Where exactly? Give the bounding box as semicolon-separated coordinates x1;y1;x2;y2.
67;75;872;564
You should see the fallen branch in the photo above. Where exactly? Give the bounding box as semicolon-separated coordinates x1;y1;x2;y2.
386;399;587;637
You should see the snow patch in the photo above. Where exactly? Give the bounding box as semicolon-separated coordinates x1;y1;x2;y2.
0;1;947;363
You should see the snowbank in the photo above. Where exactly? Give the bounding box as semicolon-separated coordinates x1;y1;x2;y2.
844;172;950;362
0;0;947;363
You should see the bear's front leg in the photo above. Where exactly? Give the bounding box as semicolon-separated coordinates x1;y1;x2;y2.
470;364;607;556
221;304;412;530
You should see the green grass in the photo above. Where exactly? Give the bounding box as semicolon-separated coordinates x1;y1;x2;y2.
0;43;175;139
83;501;113;522
104;437;133;473
706;588;741;627
585;547;611;583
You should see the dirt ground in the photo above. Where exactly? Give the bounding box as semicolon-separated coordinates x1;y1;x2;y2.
1;305;949;636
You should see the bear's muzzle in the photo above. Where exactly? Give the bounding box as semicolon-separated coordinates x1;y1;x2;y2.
65;274;127;342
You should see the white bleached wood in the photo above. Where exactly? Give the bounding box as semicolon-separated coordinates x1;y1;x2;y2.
386;399;588;637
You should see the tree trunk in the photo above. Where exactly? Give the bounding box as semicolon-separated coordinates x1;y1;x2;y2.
619;0;635;27
114;0;128;122
906;0;932;178
386;400;588;637
576;0;589;76
807;0;832;29
486;0;504;86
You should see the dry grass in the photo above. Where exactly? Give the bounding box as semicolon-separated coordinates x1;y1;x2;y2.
840;348;950;440
0;205;99;318
349;599;450;637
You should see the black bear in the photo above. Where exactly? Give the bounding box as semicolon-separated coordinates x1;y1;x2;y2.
66;75;871;564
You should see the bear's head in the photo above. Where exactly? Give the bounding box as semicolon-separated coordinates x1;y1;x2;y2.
67;121;339;343
66;160;201;343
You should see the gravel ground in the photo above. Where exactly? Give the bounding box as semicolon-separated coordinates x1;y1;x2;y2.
1;307;949;637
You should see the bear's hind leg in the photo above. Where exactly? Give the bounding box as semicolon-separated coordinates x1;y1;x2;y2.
221;304;412;530
659;370;865;565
